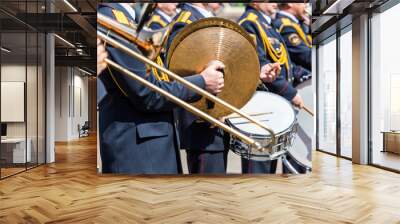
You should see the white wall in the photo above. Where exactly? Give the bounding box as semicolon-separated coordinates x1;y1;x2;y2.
1;63;46;164
1;65;27;138
55;66;69;141
54;67;89;141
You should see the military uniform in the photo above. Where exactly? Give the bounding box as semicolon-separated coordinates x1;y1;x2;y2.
98;3;206;174
273;11;312;72
165;3;228;174
146;9;173;81
238;6;307;174
146;9;172;30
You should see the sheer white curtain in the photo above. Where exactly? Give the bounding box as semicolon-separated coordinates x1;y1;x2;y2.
318;37;337;154
340;29;352;158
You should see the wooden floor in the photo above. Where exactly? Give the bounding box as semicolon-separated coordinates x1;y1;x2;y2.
372;150;400;171
1;135;400;223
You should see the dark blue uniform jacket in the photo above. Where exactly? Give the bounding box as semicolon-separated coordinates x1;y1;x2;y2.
98;3;205;174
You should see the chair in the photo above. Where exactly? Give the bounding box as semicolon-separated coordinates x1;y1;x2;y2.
78;121;90;138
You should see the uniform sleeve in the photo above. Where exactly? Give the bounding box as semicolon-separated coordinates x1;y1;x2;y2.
265;71;298;101
165;21;187;65
280;26;311;70
292;64;311;81
99;6;205;112
240;20;297;101
292;64;311;88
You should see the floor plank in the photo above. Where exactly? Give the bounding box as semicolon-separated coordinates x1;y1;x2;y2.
0;135;400;223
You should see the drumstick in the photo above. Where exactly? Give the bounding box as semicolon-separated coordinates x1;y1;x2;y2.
302;106;314;116
227;112;273;119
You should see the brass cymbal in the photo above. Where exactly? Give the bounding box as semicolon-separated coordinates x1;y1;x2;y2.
167;18;260;118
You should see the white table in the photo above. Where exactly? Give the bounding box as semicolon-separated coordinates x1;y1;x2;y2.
1;138;31;163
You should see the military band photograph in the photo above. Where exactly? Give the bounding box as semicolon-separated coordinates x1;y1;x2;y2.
97;2;313;175
1;0;400;223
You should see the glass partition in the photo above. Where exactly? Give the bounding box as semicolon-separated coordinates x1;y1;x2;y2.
1;30;28;177
0;0;46;179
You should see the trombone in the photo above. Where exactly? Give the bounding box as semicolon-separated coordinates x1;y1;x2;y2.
97;13;276;152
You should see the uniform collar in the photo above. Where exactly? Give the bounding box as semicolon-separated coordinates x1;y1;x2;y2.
278;11;299;24
155;9;172;23
118;3;136;21
187;3;213;18
260;12;272;25
246;6;271;25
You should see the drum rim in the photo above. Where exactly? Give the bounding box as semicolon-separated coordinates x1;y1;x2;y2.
227;120;298;139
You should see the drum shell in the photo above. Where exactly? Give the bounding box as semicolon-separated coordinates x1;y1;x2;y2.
225;91;297;161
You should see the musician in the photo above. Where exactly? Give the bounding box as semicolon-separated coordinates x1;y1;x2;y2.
146;3;177;30
97;3;225;174
162;3;227;174
238;3;307;174
273;3;311;71
145;3;177;78
97;38;108;75
165;3;278;174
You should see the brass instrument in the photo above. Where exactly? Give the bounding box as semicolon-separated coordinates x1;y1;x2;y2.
98;13;169;60
97;13;277;152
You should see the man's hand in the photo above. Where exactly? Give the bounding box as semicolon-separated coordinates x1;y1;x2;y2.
260;63;280;83
292;93;304;109
97;38;108;75
200;60;225;94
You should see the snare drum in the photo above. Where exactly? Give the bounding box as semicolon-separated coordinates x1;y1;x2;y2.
225;91;297;161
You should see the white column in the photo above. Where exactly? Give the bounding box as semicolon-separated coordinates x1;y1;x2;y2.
352;14;369;164
45;1;55;163
46;33;55;163
312;46;317;151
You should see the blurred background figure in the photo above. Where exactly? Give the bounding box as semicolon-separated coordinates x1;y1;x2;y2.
274;3;311;71
147;3;178;30
207;3;223;16
238;3;306;174
255;2;279;18
165;3;229;174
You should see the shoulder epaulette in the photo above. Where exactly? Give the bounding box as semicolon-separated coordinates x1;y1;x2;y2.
148;15;167;28
239;12;258;25
112;9;130;26
279;17;311;48
281;18;292;26
176;11;192;24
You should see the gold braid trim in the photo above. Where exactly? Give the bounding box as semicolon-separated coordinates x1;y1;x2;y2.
239;13;289;71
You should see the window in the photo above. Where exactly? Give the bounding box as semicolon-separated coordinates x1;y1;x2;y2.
339;27;352;158
370;3;400;171
317;36;337;154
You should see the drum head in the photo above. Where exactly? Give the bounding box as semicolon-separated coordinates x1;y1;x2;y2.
226;91;295;136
